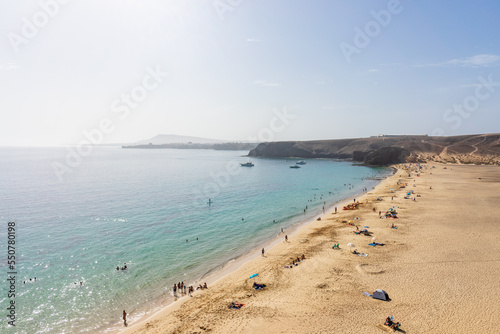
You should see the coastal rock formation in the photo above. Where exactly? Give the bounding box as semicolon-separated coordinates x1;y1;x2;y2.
363;147;410;166
248;133;500;165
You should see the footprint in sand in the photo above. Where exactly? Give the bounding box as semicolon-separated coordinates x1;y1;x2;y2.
356;264;385;275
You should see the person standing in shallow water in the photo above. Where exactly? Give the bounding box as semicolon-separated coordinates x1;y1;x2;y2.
262;248;265;256
123;310;127;326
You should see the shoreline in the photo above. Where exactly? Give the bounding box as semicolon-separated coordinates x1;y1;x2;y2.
119;162;500;333
116;171;392;333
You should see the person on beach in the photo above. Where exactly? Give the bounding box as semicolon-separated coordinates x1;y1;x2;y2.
262;248;265;256
173;284;177;295
123;310;127;326
203;282;208;289
335;207;337;213
285;235;288;242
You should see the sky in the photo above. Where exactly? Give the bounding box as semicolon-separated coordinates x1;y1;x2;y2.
0;0;499;146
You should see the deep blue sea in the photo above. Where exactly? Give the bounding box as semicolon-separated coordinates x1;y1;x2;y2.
0;147;390;333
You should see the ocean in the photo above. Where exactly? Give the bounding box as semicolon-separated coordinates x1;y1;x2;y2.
0;146;390;333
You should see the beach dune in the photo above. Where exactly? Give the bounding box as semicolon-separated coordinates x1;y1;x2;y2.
122;163;500;334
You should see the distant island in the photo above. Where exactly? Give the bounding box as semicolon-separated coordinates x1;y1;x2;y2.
121;134;257;151
130;134;231;145
248;133;500;166
123;142;258;150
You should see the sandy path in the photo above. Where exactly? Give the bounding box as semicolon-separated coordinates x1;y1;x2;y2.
121;163;500;334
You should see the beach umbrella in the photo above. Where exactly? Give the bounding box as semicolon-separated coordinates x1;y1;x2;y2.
347;243;355;251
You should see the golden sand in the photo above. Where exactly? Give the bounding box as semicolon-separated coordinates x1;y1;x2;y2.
121;163;500;334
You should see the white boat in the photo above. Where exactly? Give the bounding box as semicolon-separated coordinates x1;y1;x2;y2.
240;162;254;167
289;165;301;169
296;160;306;165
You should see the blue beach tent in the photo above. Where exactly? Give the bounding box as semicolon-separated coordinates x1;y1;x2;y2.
372;289;389;301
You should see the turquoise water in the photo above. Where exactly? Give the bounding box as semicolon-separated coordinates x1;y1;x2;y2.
0;147;389;333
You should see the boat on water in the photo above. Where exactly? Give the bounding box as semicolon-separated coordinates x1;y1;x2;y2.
296;160;306;165
240;162;255;167
289;165;301;169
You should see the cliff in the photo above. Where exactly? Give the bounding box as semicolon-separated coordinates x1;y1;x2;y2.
248;134;500;166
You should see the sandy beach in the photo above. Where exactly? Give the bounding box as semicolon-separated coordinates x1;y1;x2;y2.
121;163;500;334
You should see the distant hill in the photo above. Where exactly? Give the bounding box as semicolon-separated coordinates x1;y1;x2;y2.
132;134;229;145
123;142;258;151
248;134;500;165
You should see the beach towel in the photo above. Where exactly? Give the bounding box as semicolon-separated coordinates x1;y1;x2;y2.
362;292;372;297
229;302;245;309
249;274;258;279
356;253;368;257
376;324;393;332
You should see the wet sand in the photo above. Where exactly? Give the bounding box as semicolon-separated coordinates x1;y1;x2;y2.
121;163;500;334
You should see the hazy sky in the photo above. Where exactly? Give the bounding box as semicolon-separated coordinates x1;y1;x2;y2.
1;0;499;146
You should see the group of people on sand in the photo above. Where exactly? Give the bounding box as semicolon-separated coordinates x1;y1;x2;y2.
282;254;306;268
196;282;208;290
173;281;208;297
173;281;187;295
385;316;401;331
229;301;244;309
252;282;266;290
